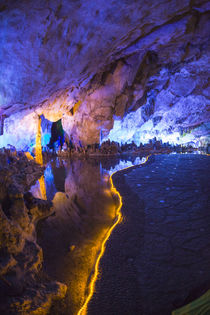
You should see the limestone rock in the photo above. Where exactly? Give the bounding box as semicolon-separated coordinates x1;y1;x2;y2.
0;152;66;314
170;73;197;97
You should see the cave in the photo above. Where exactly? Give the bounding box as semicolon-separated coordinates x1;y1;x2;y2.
0;1;210;315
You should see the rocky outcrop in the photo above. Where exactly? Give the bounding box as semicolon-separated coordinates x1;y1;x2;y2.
0;150;67;314
103;52;210;146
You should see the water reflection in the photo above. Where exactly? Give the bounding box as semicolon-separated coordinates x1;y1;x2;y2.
102;156;147;175
30;155;146;315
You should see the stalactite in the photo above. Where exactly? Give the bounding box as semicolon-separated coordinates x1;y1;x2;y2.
35;115;43;165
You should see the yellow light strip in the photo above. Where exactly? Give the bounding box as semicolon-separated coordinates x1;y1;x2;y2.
77;155;150;315
35;115;43;165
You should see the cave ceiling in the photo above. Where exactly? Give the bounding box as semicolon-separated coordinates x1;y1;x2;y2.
0;0;209;147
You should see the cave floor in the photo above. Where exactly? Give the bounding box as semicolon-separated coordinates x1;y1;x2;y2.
88;154;210;315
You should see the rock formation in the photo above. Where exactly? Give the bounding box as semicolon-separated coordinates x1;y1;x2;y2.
0;0;209;150
0;150;67;314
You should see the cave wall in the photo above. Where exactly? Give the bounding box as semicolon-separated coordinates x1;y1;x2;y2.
0;0;209;149
103;52;210;146
0;111;38;151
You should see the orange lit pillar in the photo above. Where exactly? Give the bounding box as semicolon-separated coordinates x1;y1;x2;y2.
35;115;43;165
38;175;47;200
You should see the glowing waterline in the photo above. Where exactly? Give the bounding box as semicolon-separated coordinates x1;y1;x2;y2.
77;155;150;315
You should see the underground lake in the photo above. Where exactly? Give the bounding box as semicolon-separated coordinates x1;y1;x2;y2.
29;153;210;315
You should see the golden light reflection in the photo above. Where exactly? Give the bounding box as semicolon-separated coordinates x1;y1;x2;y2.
77;155;149;315
38;175;47;200
35;115;43;165
73;100;82;115
24;151;34;160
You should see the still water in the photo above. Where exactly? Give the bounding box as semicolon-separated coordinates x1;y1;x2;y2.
31;155;146;315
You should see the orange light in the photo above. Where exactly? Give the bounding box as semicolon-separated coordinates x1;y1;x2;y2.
38;175;47;200
77;155;150;315
35;115;43;165
24;151;34;160
73;100;82;115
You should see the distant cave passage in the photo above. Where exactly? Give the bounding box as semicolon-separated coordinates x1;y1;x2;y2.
48;119;64;149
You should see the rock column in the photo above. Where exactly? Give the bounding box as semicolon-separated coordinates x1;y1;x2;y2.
35;115;43;165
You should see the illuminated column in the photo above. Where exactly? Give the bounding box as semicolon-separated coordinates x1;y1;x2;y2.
38;175;47;200
35;115;43;165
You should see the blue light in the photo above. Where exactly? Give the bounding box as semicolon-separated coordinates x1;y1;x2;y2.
41;133;51;147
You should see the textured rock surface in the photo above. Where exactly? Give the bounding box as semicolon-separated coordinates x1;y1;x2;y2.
0;0;209;147
0;151;67;314
0;0;196;110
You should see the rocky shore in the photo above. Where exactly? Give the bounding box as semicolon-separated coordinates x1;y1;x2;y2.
48;138;202;158
0;149;67;315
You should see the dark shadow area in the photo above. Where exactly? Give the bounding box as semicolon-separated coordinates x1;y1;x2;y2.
48;119;64;150
51;159;66;193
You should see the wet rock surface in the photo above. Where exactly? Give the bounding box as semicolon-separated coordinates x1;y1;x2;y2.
0;150;67;314
88;154;210;315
